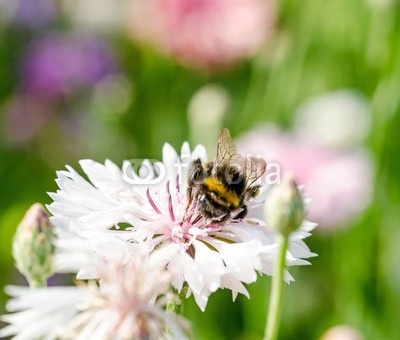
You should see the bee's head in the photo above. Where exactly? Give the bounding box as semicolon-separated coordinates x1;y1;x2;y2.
188;159;205;185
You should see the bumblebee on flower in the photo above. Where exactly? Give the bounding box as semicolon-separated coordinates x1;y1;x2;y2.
48;128;315;310
1;128;316;340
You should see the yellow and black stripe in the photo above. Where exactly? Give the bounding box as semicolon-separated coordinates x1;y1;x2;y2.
203;177;240;208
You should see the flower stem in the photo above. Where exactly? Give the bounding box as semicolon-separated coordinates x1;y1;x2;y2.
166;283;188;315
28;276;46;288
264;234;289;340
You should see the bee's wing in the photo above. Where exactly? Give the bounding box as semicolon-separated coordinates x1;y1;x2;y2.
214;128;241;168
244;156;266;188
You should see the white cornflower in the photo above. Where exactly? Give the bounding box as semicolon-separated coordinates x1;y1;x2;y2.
48;142;316;311
1;239;188;340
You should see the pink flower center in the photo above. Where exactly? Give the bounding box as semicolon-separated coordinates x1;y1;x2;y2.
145;178;226;248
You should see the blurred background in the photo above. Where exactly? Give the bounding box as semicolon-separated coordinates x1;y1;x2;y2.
0;0;399;339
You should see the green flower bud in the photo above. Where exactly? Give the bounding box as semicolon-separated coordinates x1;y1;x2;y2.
265;173;305;236
12;203;55;287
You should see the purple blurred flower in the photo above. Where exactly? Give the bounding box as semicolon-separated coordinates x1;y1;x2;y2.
236;125;374;231
13;0;58;28
21;33;116;99
129;0;275;69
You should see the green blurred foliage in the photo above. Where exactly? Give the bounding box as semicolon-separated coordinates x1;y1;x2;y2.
1;0;400;339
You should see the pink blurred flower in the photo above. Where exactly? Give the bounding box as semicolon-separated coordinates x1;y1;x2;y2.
236;125;374;231
1;239;189;340
129;0;275;69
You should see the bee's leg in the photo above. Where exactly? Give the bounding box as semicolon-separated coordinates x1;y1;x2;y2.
244;185;261;201
211;213;230;224
185;187;194;210
232;205;248;220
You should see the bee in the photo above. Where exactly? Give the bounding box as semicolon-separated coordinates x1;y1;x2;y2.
186;128;266;223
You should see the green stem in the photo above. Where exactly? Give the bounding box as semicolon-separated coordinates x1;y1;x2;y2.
28;276;46;288
166;284;188;315
264;234;289;340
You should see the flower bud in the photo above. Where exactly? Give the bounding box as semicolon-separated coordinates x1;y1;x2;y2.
12;203;55;287
265;173;305;236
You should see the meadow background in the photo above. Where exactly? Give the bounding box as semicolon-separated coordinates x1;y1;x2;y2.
0;0;399;339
